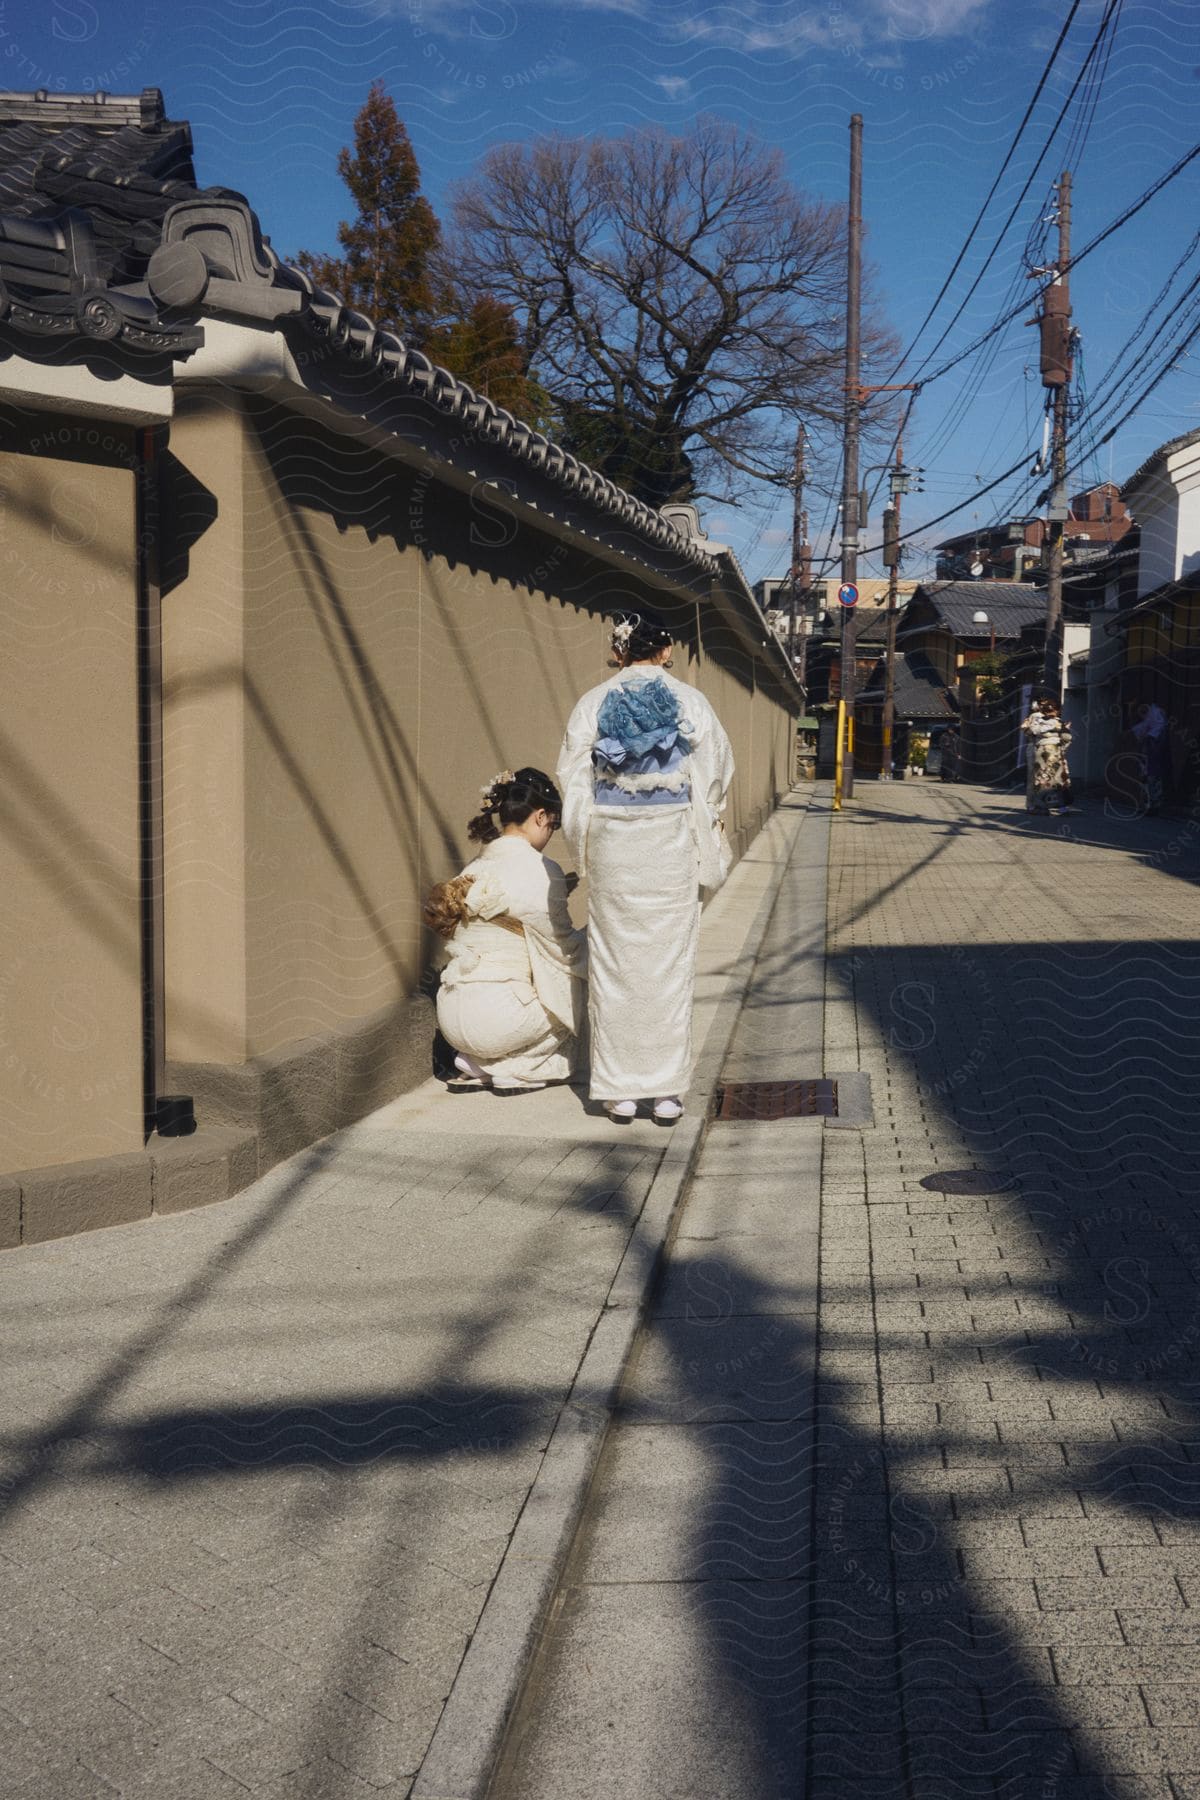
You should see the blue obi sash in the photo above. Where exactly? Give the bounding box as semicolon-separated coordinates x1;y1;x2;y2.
593;677;691;807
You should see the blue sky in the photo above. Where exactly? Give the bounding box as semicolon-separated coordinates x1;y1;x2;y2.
17;0;1200;582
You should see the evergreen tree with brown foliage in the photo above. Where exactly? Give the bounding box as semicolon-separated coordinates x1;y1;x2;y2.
299;84;548;425
297;81;440;334
424;293;552;427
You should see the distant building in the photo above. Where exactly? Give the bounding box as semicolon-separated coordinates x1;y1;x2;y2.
899;581;1048;696
752;575;918;698
1109;429;1200;803
934;483;1133;582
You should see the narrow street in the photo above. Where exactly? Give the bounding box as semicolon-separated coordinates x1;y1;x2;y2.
499;780;1200;1800
4;782;1200;1798
815;780;1200;1799
5;20;1200;1799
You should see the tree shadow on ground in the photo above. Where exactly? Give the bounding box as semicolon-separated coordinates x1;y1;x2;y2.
798;917;1200;1797
0;1135;663;1797
848;782;1200;892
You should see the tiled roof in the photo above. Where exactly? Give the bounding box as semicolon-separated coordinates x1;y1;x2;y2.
903;581;1046;642
0;89;211;352
0;87;715;574
850;604;899;644
859;648;957;720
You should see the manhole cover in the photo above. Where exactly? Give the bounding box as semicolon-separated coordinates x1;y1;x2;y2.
713;1080;838;1121
919;1170;1012;1195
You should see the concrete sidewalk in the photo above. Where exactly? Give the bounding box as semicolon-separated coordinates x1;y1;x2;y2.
493;790;834;1800
0;793;811;1800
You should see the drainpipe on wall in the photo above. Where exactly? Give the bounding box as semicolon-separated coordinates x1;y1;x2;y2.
135;425;194;1140
135;425;165;1137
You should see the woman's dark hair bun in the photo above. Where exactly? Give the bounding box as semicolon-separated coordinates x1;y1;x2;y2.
466;766;562;843
611;609;673;664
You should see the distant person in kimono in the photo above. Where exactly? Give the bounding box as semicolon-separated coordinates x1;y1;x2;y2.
1020;696;1073;815
424;768;587;1093
557;611;734;1125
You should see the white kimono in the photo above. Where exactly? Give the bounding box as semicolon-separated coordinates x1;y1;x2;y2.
557;668;734;1101
436;836;588;1088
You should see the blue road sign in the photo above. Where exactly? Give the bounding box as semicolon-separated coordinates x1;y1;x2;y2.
838;582;859;607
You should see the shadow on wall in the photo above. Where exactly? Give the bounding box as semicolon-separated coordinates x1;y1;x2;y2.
158;449;219;597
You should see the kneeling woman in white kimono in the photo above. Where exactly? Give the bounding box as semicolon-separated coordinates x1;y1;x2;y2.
425;768;588;1093
557;613;734;1124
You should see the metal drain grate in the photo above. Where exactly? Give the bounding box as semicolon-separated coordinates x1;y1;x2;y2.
713;1079;838;1121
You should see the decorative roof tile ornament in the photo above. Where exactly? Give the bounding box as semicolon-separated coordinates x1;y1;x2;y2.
0;86;722;578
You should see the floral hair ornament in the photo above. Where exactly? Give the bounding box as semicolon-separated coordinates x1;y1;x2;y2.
609;614;638;656
480;769;515;809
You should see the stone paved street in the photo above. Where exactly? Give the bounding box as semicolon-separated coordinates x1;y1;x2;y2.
0;809;794;1800
6;779;1200;1799
815;780;1200;1800
498;779;1200;1800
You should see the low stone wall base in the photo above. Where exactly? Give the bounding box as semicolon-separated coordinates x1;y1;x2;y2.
2;992;437;1249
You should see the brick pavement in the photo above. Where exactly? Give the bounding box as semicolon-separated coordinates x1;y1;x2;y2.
816;780;1200;1800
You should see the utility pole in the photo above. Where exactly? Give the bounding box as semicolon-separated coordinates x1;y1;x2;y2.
789;424;811;691
1038;169;1073;695
880;440;906;782
837;112;864;806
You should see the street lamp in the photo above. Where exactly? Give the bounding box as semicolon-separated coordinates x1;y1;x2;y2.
973;609;996;652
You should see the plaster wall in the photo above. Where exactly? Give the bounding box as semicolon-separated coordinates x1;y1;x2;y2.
1127;442;1200;595
0;409;143;1172
1169;443;1200;581
164;395;795;1063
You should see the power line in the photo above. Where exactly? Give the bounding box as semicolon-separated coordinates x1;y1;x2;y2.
886;0;1084;375
1087;227;1200;400
861;3;1109;527
867;293;1200;563
907;0;1123;385
894;4;1124;502
913;139;1200;394
809;42;1194;589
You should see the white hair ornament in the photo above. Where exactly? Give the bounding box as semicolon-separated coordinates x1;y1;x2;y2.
480;769;515;808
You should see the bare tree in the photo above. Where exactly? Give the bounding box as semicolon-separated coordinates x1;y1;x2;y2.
445;119;892;506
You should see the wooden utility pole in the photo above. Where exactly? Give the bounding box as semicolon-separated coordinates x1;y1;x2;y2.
837;113;864;805
880;440;905;782
789;424;811;688
1040;169;1073;695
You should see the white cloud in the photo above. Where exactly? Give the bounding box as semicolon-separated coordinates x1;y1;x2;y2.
654;73;691;97
391;0;994;50
669;0;993;54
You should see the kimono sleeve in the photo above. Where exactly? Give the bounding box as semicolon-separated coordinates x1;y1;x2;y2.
556;691;599;873
544;859;588;978
686;686;735;813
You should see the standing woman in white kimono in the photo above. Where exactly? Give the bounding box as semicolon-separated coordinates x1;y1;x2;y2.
557;612;734;1124
425;768;587;1092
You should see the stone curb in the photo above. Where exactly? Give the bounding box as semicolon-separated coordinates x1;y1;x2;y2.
826;1069;874;1130
410;790;820;1800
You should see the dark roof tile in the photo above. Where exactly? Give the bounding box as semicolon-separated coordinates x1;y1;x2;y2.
904;581;1046;641
859;648;957;720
